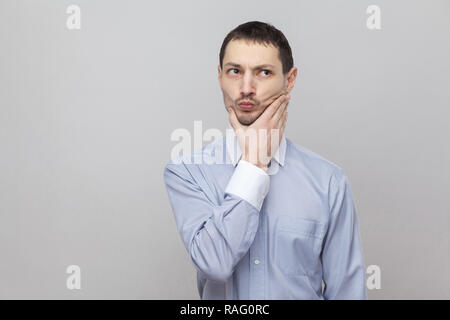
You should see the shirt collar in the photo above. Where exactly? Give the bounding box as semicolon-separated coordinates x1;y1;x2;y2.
225;123;286;167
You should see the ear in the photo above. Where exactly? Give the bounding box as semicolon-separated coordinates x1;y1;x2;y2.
217;65;222;87
285;66;298;92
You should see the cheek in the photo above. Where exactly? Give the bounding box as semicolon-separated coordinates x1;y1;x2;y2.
221;80;238;100
260;85;284;104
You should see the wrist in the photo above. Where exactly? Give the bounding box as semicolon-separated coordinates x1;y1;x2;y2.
242;154;269;172
256;163;268;172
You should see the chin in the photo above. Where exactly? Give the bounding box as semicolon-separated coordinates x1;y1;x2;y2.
236;108;263;126
237;114;258;126
238;118;255;126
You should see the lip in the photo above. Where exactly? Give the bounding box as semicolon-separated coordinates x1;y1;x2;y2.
238;102;255;110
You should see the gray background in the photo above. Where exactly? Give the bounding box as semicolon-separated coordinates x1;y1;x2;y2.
1;0;449;299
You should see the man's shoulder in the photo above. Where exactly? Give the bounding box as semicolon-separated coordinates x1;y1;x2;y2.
164;136;226;174
285;138;346;179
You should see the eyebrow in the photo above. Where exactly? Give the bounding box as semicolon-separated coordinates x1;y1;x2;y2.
223;62;276;70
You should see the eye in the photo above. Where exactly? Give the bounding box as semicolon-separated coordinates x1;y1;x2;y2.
228;68;239;75
261;70;272;77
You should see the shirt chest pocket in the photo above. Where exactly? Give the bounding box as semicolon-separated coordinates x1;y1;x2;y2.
274;215;325;277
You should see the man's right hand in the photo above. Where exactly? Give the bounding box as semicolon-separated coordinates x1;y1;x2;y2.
227;93;290;171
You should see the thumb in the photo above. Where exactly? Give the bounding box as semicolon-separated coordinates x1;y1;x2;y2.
228;106;240;131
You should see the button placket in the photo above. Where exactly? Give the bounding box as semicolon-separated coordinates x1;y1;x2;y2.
249;208;266;299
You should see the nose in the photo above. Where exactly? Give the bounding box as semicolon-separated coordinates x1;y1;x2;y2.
240;72;256;98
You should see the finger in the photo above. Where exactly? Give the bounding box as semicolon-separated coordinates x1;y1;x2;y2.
262;94;288;120
271;110;287;146
279;111;288;136
272;93;288;115
277;107;288;130
270;93;290;120
273;98;289;123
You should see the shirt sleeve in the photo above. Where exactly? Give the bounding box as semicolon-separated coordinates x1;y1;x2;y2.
163;160;265;283
224;159;270;211
321;170;367;300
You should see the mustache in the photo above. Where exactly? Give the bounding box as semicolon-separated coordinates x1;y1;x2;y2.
237;98;258;105
235;92;286;106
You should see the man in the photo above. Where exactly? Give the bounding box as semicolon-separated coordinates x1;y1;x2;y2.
163;21;367;299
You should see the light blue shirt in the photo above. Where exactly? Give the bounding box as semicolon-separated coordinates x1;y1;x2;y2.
163;126;367;300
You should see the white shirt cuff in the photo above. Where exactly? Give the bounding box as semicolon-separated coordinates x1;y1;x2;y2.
224;160;270;211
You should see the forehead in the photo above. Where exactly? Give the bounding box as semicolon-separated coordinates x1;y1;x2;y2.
223;39;281;68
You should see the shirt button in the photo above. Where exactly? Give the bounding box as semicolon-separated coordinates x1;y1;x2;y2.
254;259;260;265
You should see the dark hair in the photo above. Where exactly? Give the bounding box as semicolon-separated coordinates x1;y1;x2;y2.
219;21;294;75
